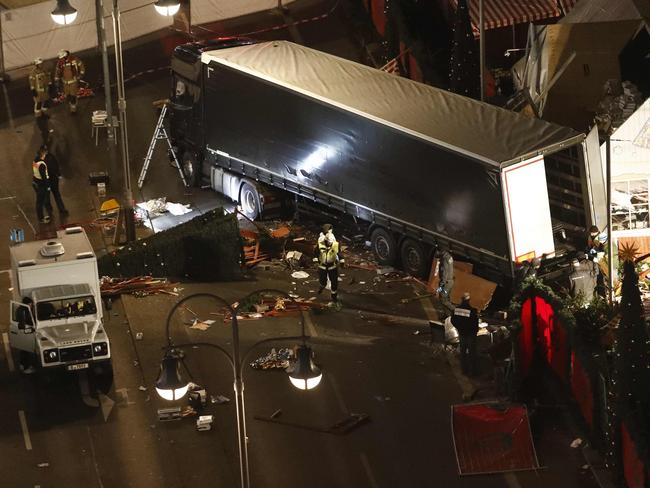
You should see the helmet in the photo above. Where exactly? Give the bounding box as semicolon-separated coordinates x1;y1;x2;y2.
58;49;69;59
33;57;43;65
322;223;333;233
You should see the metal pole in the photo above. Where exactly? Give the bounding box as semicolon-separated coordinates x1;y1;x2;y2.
231;313;251;488
479;0;485;101
111;0;136;242
606;135;614;304
0;11;5;82
95;0;114;139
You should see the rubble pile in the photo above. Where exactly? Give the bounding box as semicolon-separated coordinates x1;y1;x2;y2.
595;80;644;134
250;348;294;370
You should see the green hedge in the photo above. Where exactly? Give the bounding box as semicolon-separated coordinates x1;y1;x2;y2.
98;208;243;281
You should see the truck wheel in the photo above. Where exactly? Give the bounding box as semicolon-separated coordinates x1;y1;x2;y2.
400;238;429;278
370;228;397;265
240;182;261;220
181;152;198;187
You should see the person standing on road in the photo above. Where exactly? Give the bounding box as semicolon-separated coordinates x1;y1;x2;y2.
315;223;344;303
37;145;67;216
437;249;454;315
32;156;52;224
451;292;479;377
54;49;85;113
29;58;52;118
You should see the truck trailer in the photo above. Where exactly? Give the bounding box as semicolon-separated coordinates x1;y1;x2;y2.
9;227;111;374
168;39;606;281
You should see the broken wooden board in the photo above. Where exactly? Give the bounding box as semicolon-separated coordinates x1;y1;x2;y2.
254;412;370;435
427;259;497;311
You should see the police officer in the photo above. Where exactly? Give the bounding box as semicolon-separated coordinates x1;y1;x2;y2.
32;156;53;223
29;58;52;118
37;145;67;215
315;224;344;303
54;49;85;113
451;292;479;376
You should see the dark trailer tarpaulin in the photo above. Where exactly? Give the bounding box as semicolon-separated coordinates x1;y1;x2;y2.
199;41;594;275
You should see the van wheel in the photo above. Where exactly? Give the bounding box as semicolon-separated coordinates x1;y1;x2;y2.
181;152;198;187
370;228;397;265
400;238;429;278
240;182;261;220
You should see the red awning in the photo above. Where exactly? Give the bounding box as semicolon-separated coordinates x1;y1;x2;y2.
450;0;562;36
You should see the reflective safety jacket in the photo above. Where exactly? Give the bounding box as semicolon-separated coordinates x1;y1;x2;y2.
29;66;51;94
317;239;343;270
55;55;85;84
32;160;49;182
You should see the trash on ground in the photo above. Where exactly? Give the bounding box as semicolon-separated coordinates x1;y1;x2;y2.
135;332;143;340
211;395;231;404
138;385;147;391
190;319;212;331
376;266;396;275
166;202;192;216
570;438;583;448
158;407;182;421
188;385;208;409
291;271;310;279
37;462;50;468
250;348;294;370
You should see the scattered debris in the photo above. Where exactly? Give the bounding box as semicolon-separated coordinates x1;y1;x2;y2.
37;462;50;468
100;276;179;298
138;385;147;392
211;395;231;404
570;438;583;449
400;293;435;304
271;409;282;419
135;332;143;340
250;348;294;370
190;319;215;331
291;271;310;279
158;406;182;421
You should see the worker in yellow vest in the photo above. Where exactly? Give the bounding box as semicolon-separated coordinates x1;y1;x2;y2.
32;157;53;223
29;58;52;117
315;224;344;303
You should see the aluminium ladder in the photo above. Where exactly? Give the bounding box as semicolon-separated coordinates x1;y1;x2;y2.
137;104;188;189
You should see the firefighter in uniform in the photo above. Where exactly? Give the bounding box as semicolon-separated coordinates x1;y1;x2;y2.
451;292;479;376
54;49;85;113
32;157;53;223
29;58;52;117
315;224;344;303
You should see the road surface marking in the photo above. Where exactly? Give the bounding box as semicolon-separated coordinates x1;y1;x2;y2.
301;310;318;337
98;393;115;422
13;199;36;236
18;410;32;450
86;426;105;488
360;453;380;488
2;332;15;372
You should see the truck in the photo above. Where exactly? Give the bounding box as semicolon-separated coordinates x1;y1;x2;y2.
9;227;111;374
168;39;606;282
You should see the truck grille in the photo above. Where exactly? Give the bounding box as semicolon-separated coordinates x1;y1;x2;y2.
60;345;92;362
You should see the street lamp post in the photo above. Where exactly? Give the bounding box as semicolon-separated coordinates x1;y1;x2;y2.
156;291;322;488
111;0;136;242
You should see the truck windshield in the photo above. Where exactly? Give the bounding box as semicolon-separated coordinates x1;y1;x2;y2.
36;296;97;321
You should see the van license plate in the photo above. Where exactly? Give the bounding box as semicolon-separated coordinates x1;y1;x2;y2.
67;363;89;371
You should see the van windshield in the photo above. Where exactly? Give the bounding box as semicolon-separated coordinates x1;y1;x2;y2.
36;295;97;321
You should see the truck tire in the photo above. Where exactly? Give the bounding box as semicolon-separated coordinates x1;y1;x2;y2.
240;182;261;220
181;152;199;187
370;228;397;265
400;238;429;278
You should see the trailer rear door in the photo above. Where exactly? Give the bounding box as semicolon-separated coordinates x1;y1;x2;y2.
502;156;555;263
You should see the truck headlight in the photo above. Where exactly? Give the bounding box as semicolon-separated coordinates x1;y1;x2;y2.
43;348;59;364
93;342;108;357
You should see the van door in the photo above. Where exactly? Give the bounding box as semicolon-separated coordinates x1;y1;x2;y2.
9;301;36;353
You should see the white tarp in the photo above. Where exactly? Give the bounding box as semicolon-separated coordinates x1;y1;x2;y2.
1;0;292;71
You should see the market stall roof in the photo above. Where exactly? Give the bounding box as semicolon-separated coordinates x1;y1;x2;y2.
202;41;583;168
602;98;650;178
448;0;575;37
560;0;650;24
0;0;45;8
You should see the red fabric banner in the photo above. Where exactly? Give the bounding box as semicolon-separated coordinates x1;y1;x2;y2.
371;0;386;36
518;297;535;377
571;352;593;427
452;403;540;474
622;423;646;488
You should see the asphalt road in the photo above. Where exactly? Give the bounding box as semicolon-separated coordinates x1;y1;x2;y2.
0;1;606;487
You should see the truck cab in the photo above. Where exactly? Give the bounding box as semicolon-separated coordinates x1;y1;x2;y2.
9;227;111;374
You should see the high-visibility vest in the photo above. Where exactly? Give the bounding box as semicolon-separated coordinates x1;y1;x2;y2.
32;160;48;180
318;240;340;270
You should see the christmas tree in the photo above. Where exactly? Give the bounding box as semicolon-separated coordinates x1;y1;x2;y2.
448;0;480;99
